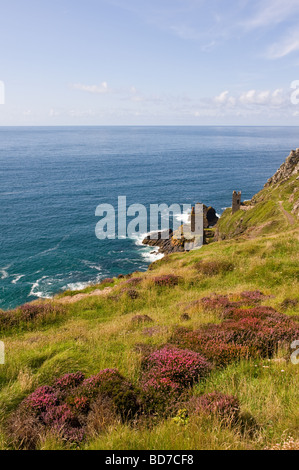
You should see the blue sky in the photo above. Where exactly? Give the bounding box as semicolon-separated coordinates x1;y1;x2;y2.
1;0;299;125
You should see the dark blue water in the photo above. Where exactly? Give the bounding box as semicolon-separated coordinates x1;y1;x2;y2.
0;126;298;310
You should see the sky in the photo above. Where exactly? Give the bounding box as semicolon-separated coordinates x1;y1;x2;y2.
1;0;299;125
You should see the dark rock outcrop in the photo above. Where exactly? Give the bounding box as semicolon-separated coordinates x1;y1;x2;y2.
265;149;299;187
142;205;219;255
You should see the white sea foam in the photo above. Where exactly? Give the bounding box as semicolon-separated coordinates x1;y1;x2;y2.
29;276;52;299
65;281;92;292
12;274;25;285
141;248;164;263
81;260;102;272
0;267;9;280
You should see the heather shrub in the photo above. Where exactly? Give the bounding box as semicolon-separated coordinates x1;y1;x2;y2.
280;298;298;310
153;275;180;287
72;369;140;421
172;328;249;367
123;277;143;286
9;368;140;449
54;372;85;394
200;295;244;312
240;291;267;303
140;346;211;416
24;386;59;414
0;303;65;333
221;306;282;321
100;278;115;285
190;392;240;424
125;289;139;300
195;260;234;276
131;315;153;325
172;304;299;363
141;346;212;390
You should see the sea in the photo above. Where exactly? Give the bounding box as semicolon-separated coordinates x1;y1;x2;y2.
0;126;298;310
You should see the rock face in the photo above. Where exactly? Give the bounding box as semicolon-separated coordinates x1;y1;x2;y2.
265;149;299;187
142;229;185;255
142;205;219;255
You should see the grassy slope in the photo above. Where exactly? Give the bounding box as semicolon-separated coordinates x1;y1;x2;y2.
216;173;298;240
0;172;298;450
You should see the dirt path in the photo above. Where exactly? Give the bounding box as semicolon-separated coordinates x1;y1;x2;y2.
56;287;113;304
278;201;295;225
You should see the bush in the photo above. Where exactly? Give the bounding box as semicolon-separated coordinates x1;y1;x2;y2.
131;315;153;325
200;295;246;312
0;303;65;332
172;305;299;363
124;277;143;286
172;328;249;367
153;275;180;287
54;372;85;394
100;278;115;285
126;289;139;300
190;392;240;424
141;346;212;391
72;369;140;421
240;291;267;303
195;261;234;276
8;368;140;449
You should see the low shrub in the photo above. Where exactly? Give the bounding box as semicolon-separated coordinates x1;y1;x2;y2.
71;369;140;421
172;328;249;367
100;278;115;285
126;289;139;300
240;291;267;303
195;260;234;276
172;305;299;363
153;275;180;287
8;368;140;449
280;298;298;310
0;303;65;332
54;372;85;395
190;392;240;424
141;346;212;391
131;315;153;325
123;277;143;286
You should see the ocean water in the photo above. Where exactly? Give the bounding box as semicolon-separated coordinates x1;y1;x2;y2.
0;126;298;310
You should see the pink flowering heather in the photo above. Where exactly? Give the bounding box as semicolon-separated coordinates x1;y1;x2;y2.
54;372;85;393
153;275;180;287
42;403;77;427
142;346;212;389
24;386;59;414
173;303;299;362
14;368;140;448
240;291;267;303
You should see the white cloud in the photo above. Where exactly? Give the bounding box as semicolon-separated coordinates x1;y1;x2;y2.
209;88;289;115
267;31;299;59
71;82;109;94
243;0;299;30
214;90;229;104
